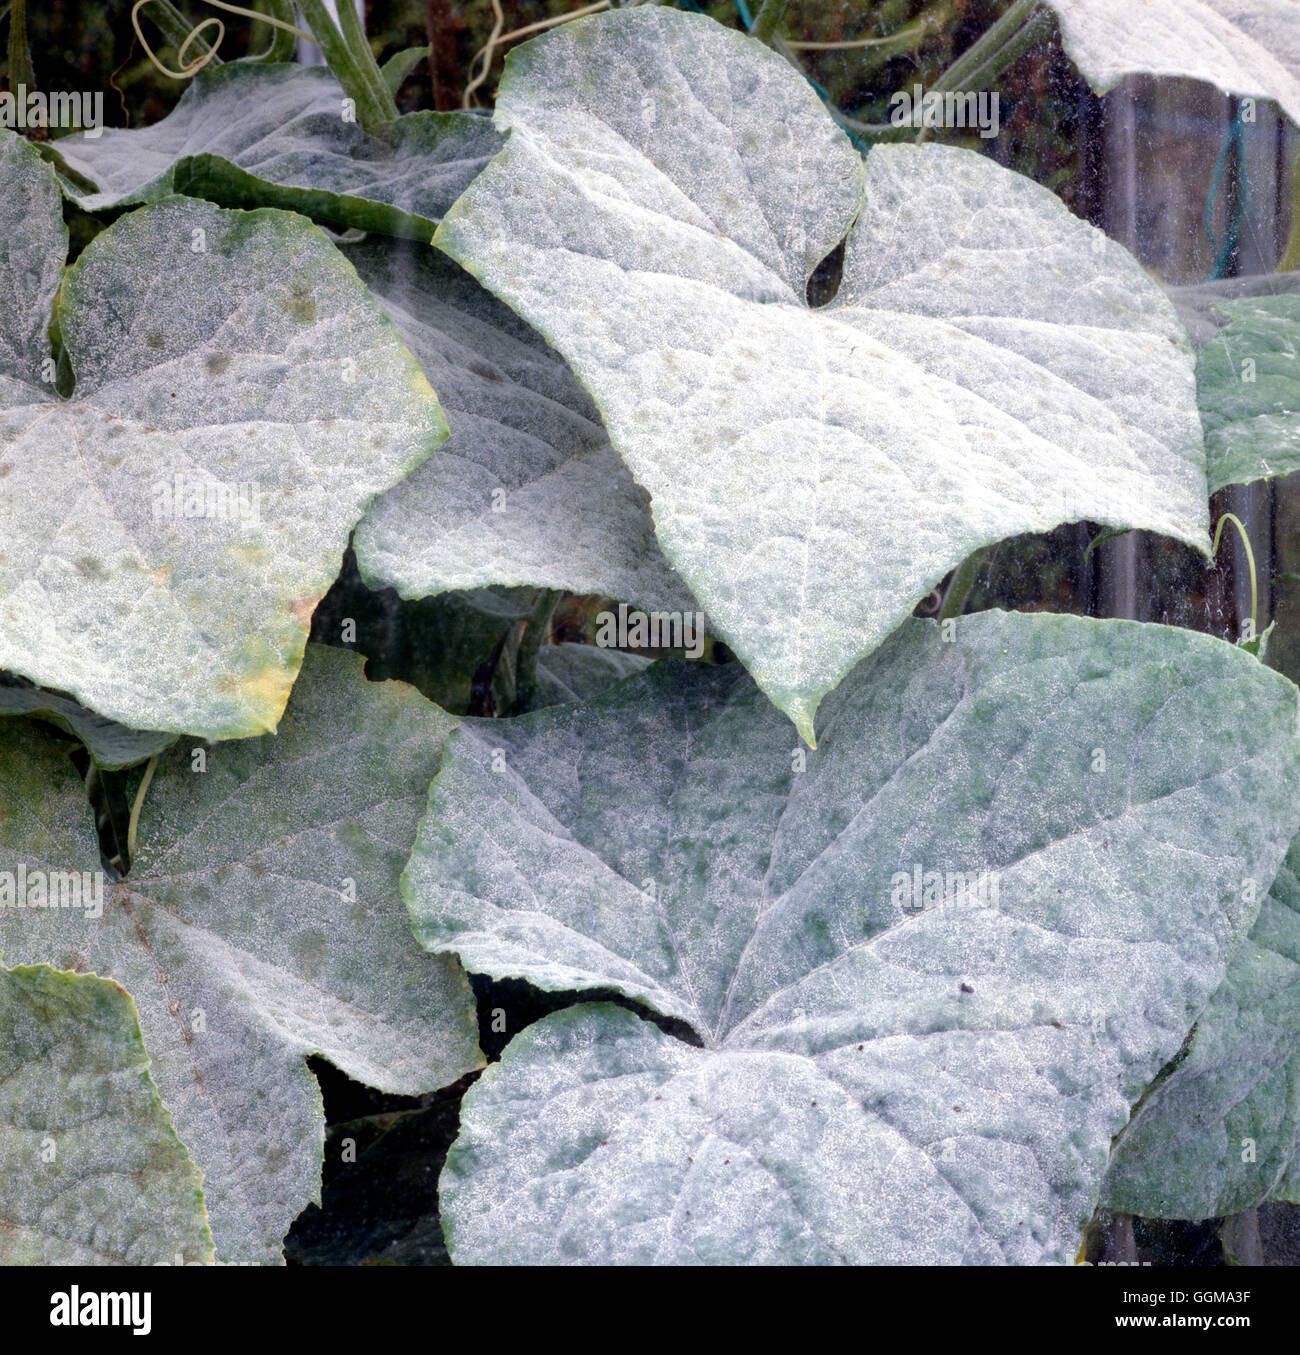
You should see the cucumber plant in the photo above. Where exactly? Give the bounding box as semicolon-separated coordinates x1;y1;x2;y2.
4;0;1300;1266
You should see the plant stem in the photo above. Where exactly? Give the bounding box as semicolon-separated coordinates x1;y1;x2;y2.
6;0;36;95
141;0;222;67
938;546;989;621
911;0;1054;142
297;0;398;137
1280;158;1300;271
126;755;159;870
252;0;297;62
513;589;561;714
751;0;789;45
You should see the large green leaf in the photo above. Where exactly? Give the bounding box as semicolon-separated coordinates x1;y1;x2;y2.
0;962;214;1264
346;238;695;613
49;62;501;240
435;7;1210;742
408;610;1300;1264
0;131;445;738
1102;837;1300;1217
1166;271;1300;351
0;644;482;1263
1049;0;1300;125
1191;294;1300;492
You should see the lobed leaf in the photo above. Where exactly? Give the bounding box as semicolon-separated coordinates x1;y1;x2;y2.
347;238;696;614
49;62;501;240
0;644;482;1263
436;7;1210;741
410;609;1300;1263
0;132;446;738
0;962;214;1264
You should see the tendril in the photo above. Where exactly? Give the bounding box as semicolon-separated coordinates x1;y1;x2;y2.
131;0;310;80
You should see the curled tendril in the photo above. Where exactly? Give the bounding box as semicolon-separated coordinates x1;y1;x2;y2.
131;0;311;80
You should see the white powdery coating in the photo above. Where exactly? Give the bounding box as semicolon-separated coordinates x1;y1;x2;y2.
411;610;1300;1264
0;646;482;1264
1051;0;1300;125
0;134;447;737
348;239;696;613
53;63;502;236
435;7;1209;740
0;963;214;1264
1103;838;1300;1217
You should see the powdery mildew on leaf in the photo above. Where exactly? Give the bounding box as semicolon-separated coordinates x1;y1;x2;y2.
1050;0;1300;126
348;239;696;614
0;645;482;1263
1102;838;1300;1217
0;132;447;738
50;62;501;240
435;6;1210;742
0;963;214;1264
408;610;1300;1263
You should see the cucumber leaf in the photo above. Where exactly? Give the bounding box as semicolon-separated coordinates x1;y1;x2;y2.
347;238;696;614
1102;836;1300;1217
48;62;500;241
0;962;214;1264
0;132;446;738
436;7;1210;741
1049;0;1300;126
0;644;482;1263
408;610;1300;1263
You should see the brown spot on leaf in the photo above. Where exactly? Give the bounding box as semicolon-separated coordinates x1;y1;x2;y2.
291;595;321;627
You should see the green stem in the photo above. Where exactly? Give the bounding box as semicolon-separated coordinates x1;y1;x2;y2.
126;755;159;870
938;547;989;621
513;589;561;714
6;0;36;95
1281;158;1300;272
252;0;297;62
914;0;1054;142
143;0;222;67
751;0;789;45
333;0;398;121
1210;511;1258;640
297;0;397;136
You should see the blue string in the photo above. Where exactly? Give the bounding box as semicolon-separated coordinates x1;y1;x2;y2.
1206;109;1248;280
733;0;754;31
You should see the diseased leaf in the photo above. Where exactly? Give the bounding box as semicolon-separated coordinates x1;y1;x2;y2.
1049;0;1300;126
0;131;446;738
533;643;653;707
436;7;1210;741
0;962;214;1265
348;238;696;615
1102;837;1300;1217
0;645;482;1263
0;675;175;770
408;609;1300;1264
48;62;501;240
1191;294;1300;492
1166;270;1300;351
